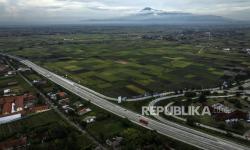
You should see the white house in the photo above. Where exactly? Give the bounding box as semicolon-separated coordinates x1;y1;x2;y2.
118;96;122;103
223;48;230;51
4;89;11;94
246;48;250;55
0;113;21;124
211;103;233;113
83;116;96;123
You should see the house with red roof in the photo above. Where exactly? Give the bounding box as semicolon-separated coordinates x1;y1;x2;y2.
228;110;248;120
0;93;41;124
0;137;27;150
0;93;36;115
23;93;36;101
57;92;67;99
30;105;49;113
0;96;24;114
15;96;24;112
2;102;12;115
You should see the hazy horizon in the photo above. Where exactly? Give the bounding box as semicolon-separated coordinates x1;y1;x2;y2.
1;0;250;25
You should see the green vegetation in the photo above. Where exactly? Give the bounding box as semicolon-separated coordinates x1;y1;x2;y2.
0;75;35;95
21;69;198;149
1;25;250;149
0;110;67;139
155;94;250;146
0;110;95;149
1;26;249;97
118;99;153;113
86;115;198;150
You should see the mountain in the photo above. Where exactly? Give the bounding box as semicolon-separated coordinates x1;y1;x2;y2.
85;7;235;25
138;7;192;16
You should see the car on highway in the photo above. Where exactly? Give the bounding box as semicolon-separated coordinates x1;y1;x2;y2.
139;118;149;125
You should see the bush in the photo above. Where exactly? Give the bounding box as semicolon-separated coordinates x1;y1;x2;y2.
232;122;244;129
226;132;233;137
244;97;248;101
80;121;87;129
234;100;242;108
201;90;211;96
238;86;244;91
198;94;207;103
218;123;226;130
186;116;199;126
184;92;196;98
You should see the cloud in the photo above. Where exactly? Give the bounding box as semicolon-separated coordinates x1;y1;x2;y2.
0;0;6;3
88;5;136;11
1;0;250;24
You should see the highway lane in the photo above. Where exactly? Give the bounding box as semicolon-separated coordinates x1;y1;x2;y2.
2;53;249;101
149;95;248;140
2;54;250;150
38;77;227;150
20;60;250;150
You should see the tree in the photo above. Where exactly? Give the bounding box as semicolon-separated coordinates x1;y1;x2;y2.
186;116;199;126
234;100;242;108
0;90;4;96
238;86;244;91
232;122;244;129
218;123;226;130
198;94;207;103
48;125;68;139
18;46;24;50
235;75;246;82
141;131;158;145
67;110;76;116
120;118;132;127
201;90;211;96
96;113;110;121
226;132;233;137
213;91;218;95
223;90;228;95
36;92;40;98
184;92;196;98
98;132;105;142
179;89;183;94
121;128;141;146
186;98;193;105
37;98;46;105
80;121;87;129
236;92;241;97
244;97;248;101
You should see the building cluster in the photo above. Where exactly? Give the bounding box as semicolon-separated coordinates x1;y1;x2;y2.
142;35;164;40
0;63;15;78
47;91;95;123
0;60;49;124
245;48;250;55
223;48;231;52
0;62;31;77
0;93;49;124
210;102;249;124
32;79;47;86
0;136;27;150
241;48;250;55
0;64;8;74
224;47;250;55
106;136;123;149
17;67;31;72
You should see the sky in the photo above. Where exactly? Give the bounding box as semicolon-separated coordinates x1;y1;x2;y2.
0;0;250;24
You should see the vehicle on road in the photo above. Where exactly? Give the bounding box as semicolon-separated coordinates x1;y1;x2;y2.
139;118;149;125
